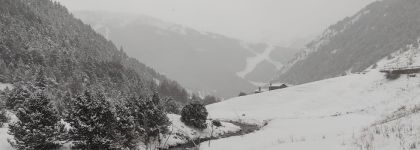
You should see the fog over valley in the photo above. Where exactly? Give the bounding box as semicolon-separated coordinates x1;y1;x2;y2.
56;0;375;45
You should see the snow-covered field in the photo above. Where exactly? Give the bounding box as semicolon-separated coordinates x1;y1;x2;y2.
201;49;420;150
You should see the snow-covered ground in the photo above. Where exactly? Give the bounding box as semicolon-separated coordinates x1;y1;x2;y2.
0;83;12;91
352;105;420;150
201;48;420;150
159;114;240;148
0;127;13;150
0;112;18;150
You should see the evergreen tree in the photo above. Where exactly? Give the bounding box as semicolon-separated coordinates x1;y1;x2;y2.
6;86;31;110
113;103;138;149
66;90;117;149
152;92;160;105
34;68;47;91
126;95;170;148
8;91;64;150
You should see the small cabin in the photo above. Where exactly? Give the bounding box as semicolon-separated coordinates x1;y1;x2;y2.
269;83;288;91
254;82;290;94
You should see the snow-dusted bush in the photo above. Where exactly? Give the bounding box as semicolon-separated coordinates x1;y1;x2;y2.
212;120;222;127
181;103;208;130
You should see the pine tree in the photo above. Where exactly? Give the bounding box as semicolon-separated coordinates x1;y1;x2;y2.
114;103;138;149
152;92;160;105
66;90;118;149
126;95;170;148
34;68;47;91
6;86;31;110
142;98;170;146
8;91;65;150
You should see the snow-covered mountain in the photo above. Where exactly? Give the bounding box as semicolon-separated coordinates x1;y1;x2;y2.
74;11;299;98
276;0;420;85
201;42;420;150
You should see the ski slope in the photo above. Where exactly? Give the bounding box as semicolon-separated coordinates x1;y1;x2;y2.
202;50;420;150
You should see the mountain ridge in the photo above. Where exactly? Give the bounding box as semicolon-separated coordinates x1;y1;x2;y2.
276;0;420;85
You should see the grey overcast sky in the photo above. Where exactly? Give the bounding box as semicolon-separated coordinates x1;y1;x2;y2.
56;0;375;45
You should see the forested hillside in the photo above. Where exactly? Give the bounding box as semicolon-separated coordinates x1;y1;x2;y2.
276;0;420;84
0;0;203;104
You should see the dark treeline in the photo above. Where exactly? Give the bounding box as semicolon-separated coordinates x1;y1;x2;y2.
4;70;172;149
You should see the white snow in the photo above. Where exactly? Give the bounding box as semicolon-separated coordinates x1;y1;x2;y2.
0;83;12;91
0;112;18;150
200;47;420;150
351;105;420;150
0;128;13;150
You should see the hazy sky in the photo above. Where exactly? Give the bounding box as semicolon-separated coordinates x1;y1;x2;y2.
56;0;375;45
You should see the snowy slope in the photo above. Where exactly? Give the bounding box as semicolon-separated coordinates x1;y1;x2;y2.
201;48;420;149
